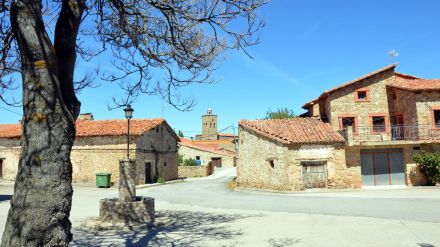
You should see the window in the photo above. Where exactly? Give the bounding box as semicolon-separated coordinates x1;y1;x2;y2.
164;162;167;167
372;116;386;132
269;160;275;169
433;110;440;128
357;91;367;100
195;156;200;160
338;114;357;133
355;88;370;102
341;117;356;132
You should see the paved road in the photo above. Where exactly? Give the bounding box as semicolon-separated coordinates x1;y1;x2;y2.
1;169;440;246
138;168;440;223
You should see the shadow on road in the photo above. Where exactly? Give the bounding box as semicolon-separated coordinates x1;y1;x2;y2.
72;210;263;246
0;195;12;202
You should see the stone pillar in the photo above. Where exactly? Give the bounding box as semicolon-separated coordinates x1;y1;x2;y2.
119;159;136;202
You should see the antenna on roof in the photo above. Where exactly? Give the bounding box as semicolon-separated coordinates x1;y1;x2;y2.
388;49;399;58
388;49;399;64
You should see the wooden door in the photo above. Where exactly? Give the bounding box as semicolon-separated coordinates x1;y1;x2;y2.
145;162;152;184
0;159;3;178
211;157;222;168
301;161;327;189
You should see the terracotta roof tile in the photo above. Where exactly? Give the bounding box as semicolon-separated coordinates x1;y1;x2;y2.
302;64;397;109
0;124;21;138
217;133;236;137
0;119;170;139
239;118;345;145
179;138;236;157
388;75;440;91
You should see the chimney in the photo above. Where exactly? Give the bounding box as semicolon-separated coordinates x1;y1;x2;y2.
78;113;94;120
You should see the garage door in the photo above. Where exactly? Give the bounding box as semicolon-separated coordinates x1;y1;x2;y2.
360;149;405;186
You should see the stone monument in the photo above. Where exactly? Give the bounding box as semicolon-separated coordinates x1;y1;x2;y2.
99;159;155;224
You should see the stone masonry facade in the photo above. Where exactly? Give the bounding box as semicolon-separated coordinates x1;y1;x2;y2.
237;127;356;191
0;120;178;185
302;65;440;187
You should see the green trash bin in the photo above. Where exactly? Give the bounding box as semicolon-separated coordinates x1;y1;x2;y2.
96;173;112;188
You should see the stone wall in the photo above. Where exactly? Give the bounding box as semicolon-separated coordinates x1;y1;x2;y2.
391;88;417;126
0;122;178;185
70;138;133;184
237;127;294;190
415;91;440;126
237;127;354;191
178;165;210;178
135;122;178;184
327;70;394;129
0;138;21;180
179;144;235;168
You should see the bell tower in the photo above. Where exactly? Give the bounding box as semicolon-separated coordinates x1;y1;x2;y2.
201;109;218;140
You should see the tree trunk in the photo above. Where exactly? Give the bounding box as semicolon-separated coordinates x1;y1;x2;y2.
1;1;83;246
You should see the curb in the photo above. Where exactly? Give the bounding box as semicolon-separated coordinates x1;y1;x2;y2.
136;179;186;189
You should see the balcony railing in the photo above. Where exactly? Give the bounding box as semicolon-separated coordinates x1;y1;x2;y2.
340;125;440;143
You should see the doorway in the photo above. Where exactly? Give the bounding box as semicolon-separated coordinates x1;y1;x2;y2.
391;114;405;140
301;161;327;189
145;162;152;184
211;157;222;168
0;159;3;178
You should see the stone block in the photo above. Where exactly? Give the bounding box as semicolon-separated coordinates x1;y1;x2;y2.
99;196;155;223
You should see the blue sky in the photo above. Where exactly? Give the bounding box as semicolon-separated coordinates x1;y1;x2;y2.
1;0;440;138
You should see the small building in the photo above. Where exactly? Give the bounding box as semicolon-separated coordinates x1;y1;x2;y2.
178;138;236;168
0;118;179;185
237;118;352;191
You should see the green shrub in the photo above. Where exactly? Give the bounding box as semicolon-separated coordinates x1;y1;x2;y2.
178;154;184;165
157;177;166;184
183;158;197;166
413;152;440;185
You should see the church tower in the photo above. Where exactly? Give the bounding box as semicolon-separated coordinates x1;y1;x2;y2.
201;109;218;140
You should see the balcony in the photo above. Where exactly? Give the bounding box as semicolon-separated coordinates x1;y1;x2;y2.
340;125;440;145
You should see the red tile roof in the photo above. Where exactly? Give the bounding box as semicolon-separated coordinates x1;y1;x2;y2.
239;118;345;145
0;119;174;139
179;138;236;157
0;124;21;138
388;75;440;91
302;64;397;109
217;133;236;137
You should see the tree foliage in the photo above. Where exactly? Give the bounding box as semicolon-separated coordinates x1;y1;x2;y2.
178;130;184;137
265;108;296;119
413;152;440;185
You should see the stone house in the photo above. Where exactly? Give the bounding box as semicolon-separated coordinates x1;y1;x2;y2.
237;118;349;191
0;118;179;185
302;64;440;187
178;138;236;168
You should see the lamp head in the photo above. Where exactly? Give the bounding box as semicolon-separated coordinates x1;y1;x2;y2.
124;104;134;119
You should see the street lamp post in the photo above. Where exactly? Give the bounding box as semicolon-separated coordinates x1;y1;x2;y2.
124;104;134;159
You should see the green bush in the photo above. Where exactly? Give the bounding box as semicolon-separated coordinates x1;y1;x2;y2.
178;154;184;165
157;177;166;184
413;152;440;185
183;158;197;166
